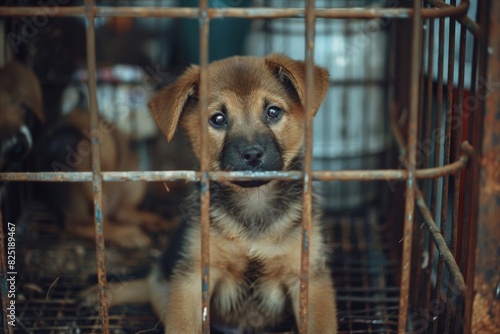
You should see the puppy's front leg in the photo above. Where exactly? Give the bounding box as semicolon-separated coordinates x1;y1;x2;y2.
162;272;204;334
290;273;338;333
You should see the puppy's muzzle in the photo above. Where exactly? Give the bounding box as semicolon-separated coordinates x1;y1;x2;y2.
221;136;282;188
0;125;33;168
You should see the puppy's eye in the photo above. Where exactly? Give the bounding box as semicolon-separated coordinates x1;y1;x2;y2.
209;112;227;129
266;106;283;121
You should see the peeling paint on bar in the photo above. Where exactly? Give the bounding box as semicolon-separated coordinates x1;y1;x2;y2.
302;229;309;251
0;152;474;183
95;204;102;231
84;0;110;332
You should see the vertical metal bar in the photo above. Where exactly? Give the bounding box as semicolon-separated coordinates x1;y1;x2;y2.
397;0;422;332
299;0;315;332
452;0;469;276
357;216;371;333
423;16;435;333
418;18;427;152
341;217;353;333
198;0;211;333
84;0;109;332
448;20;469;333
441;0;457;331
431;11;446;334
446;17;467;334
463;2;483;333
414;13;428;314
468;0;500;331
0;195;13;334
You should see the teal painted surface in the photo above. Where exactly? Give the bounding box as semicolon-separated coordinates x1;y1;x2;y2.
180;0;252;64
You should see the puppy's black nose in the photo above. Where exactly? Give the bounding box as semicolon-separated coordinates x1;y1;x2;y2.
241;146;264;167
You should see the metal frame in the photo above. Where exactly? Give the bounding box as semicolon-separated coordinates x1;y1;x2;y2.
0;0;494;333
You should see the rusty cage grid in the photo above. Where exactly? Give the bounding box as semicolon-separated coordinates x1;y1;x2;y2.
0;0;497;333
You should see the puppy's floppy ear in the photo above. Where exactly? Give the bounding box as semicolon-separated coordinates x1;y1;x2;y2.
148;65;200;142
265;53;329;115
1;60;45;123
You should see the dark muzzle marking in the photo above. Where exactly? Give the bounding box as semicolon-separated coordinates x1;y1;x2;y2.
221;133;283;188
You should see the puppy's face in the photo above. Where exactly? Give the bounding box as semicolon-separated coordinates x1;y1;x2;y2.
149;54;329;188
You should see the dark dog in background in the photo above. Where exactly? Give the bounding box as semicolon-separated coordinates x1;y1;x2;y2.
0;60;45;172
81;54;338;333
38;109;178;249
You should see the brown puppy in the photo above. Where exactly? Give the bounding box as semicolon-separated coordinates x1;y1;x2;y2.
0;60;44;171
46;109;174;248
81;54;337;332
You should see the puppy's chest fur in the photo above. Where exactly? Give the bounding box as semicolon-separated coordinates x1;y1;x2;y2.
168;181;324;328
210;181;305;236
210;233;300;327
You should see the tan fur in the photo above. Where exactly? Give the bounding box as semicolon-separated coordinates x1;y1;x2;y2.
0;59;44;124
0;60;44;169
59;109;177;248
81;54;337;332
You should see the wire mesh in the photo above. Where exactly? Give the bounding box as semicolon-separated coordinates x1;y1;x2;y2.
9;203;397;334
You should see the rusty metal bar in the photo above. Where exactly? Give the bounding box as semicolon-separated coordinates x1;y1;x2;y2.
432;12;446;334
198;0;210;332
0;152;475;183
0;3;471;20
454;21;468;283
398;0;422;332
468;0;500;331
298;1;315;332
415;187;467;294
389;103;407;157
0;6;86;16
0;193;13;333
441;1;457;331
462;2;483;333
423;15;436;331
426;0;480;38
463;1;485;332
391;90;472;298
0;172;93;182
423;14;436;332
392;106;471;332
84;0;109;332
446;12;468;334
207;5;469;19
414;11;428;317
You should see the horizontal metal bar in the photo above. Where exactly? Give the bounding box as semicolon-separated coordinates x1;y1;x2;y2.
0;6;86;16
0;4;468;20
415;186;467;294
0;147;473;182
0;171;93;182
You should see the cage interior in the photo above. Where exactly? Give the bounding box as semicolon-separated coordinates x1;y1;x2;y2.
0;0;487;333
